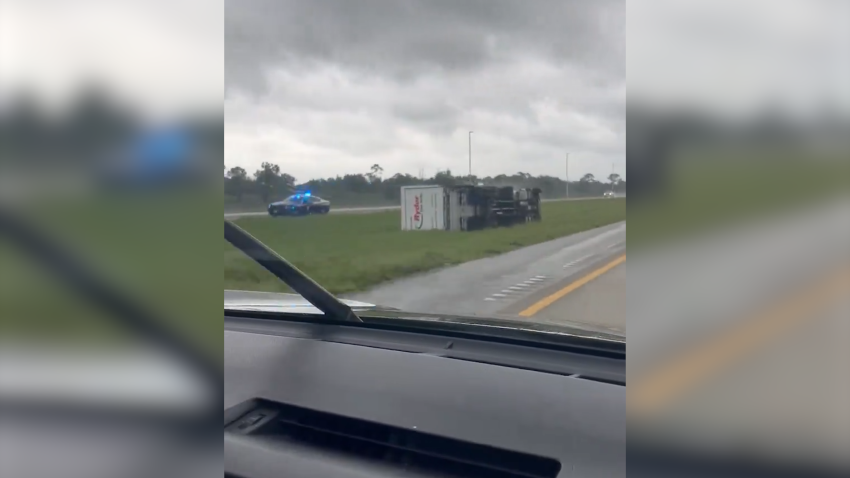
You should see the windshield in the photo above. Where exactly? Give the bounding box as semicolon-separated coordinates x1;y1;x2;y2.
223;1;626;337
283;195;306;203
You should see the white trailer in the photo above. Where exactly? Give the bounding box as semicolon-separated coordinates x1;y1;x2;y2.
400;184;540;231
400;185;447;231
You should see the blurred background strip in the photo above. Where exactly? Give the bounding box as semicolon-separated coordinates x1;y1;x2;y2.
627;0;850;476
1;2;222;478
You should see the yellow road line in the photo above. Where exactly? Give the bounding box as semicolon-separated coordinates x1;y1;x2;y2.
630;266;850;417
518;254;626;317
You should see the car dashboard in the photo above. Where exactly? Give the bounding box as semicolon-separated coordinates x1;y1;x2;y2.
225;312;626;478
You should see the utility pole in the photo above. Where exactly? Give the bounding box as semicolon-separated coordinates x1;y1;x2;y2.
565;152;570;198
468;131;473;181
611;162;616;194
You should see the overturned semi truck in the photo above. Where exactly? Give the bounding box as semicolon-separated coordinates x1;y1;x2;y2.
401;184;542;231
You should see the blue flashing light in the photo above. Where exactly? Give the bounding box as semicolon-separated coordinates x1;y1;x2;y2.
304;191;311;197
132;127;192;167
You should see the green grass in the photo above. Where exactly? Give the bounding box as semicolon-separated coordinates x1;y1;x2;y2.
1;191;223;356
627;151;850;249
225;198;626;295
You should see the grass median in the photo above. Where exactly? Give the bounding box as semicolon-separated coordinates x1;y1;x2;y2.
225;198;626;295
1;191;222;355
628;152;850;249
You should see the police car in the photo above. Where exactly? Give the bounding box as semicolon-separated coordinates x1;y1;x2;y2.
268;192;331;216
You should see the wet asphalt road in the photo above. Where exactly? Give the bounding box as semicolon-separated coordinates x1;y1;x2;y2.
633;288;850;470
345;221;627;330
628;195;850;375
629;195;850;469
503;261;627;333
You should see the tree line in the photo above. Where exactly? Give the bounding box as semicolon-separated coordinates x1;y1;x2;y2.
0;85;222;167
225;162;626;206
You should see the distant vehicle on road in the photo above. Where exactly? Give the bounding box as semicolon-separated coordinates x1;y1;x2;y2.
98;126;209;191
604;191;616;198
268;193;331;216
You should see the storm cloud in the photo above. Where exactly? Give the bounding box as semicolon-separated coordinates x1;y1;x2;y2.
225;0;626;181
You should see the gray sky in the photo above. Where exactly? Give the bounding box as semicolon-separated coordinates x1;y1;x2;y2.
629;0;850;122
0;0;222;121
5;0;842;183
225;0;626;183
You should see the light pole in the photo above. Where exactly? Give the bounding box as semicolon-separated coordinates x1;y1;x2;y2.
468;131;473;181
565;152;570;198
610;162;615;194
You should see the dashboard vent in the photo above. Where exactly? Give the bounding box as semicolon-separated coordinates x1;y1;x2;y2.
229;399;561;478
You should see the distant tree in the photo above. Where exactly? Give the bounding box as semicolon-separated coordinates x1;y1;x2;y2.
277;173;297;197
223;163;622;208
367;164;384;183
63;83;136;159
341;173;370;193
433;169;456;187
1;91;45;159
254;162;281;203
226;166;248;200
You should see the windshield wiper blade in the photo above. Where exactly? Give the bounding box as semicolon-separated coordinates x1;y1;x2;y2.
0;205;221;398
224;220;361;322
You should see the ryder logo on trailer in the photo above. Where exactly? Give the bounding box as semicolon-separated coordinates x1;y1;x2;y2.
412;193;425;229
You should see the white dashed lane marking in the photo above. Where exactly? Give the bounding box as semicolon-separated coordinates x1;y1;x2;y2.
483;249;616;303
563;253;596;269
485;276;550;302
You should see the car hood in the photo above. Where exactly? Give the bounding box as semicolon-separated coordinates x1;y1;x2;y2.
225;289;385;313
225;290;624;343
269;200;300;206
